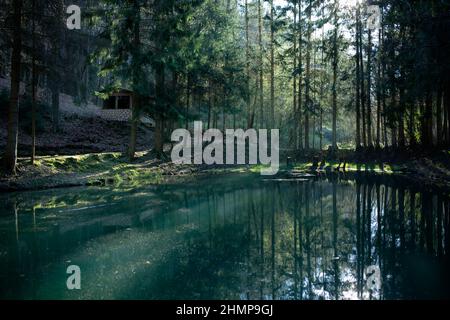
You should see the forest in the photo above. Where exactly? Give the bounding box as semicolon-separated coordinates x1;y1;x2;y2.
1;0;449;173
0;0;450;302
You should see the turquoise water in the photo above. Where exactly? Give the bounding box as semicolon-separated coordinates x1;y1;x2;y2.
0;174;449;300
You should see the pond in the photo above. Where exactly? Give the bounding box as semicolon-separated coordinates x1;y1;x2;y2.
0;173;449;300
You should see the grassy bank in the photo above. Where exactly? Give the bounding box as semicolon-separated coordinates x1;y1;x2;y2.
1;150;450;192
0;152;165;192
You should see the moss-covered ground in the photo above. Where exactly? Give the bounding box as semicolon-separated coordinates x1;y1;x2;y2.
1;149;449;192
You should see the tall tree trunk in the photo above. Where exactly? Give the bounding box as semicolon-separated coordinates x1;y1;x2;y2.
222;83;226;131
312;115;315;150
376;51;381;149
154;114;163;156
381;13;388;148
436;85;443;148
399;88;406;149
31;0;37;164
366;29;372;147
128;0;141;161
169;71;179;142
208;79;212;130
154;63;165;156
423;90;433;148
399;112;406;149
129;94;139;160
245;0;254;129
331;0;339;152
304;0;312;150
409;104;417;147
50;1;62;133
312;38;317;150
4;0;23;174
297;0;303;150
270;0;275;129
320;2;325;152
293;4;298;149
391;126;398;149
383;108;388;147
398;27;406;150
376;8;383;149
358;5;366;148
245;1;250;119
258;0;264;130
320;109;323;151
185;73;190;130
355;8;361;150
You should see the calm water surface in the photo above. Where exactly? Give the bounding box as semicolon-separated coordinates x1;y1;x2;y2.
0;174;449;300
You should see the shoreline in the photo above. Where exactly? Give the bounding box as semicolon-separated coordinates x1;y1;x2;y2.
1;150;450;193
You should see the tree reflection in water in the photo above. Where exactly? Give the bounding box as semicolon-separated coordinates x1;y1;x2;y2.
0;174;449;300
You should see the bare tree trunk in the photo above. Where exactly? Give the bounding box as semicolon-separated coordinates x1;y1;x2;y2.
4;0;22;174
293;4;298;149
376;93;381;147
355;7;361;150
258;0;264;129
154;63;165;156
366;29;372;147
358;5;366;148
185;73;190;130
409;105;416;147
31;0;37;164
423;90;433;148
154;114;163;155
399;88;406;149
312;115;315;150
320;109;323;151
270;0;275;129
304;0;312;150
245;0;254;129
222;84;226;131
128;0;141;161
297;0;303;150
376;23;382;148
50;1;62;133
169;71;179;142
391;125;397;149
331;0;339;152
208;79;212;130
436;85;443;148
383;109;388;147
381;11;388;149
398;27;406;150
320;2;325;152
129;94;139;160
399;112;405;149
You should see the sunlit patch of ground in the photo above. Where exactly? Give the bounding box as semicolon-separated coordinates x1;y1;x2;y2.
2;149;450;192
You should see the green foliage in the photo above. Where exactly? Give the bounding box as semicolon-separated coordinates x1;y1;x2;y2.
91;0;248;126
